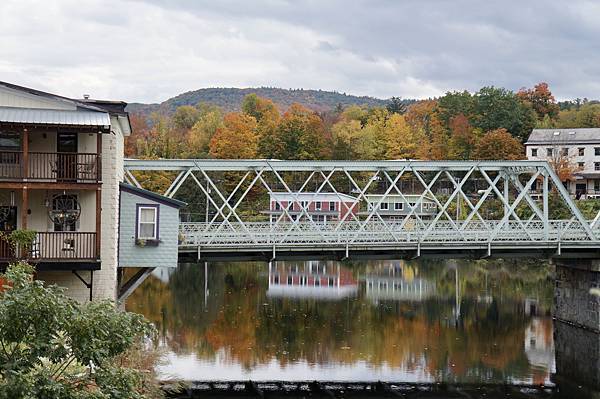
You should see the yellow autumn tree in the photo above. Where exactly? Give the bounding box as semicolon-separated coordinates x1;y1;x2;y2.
209;112;258;159
385;113;424;160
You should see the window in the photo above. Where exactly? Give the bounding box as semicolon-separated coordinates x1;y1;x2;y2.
314;278;320;287
596;147;600;156
0;132;21;164
579;147;585;156
301;201;308;209
546;148;553;157
273;275;280;284
52;194;79;232
287;275;293;285
595;180;600;193
315;201;322;210
595;162;600;171
274;202;281;211
380;202;389;210
394;202;403;211
561;148;568;156
329;201;336;211
137;205;158;240
328;277;335;287
531;148;537;157
578;162;585;169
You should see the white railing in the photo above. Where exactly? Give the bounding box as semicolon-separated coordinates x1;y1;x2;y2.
179;220;596;249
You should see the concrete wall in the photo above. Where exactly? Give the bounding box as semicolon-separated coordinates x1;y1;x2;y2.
119;190;180;269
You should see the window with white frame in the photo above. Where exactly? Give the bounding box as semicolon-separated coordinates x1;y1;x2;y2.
315;201;322;210
531;148;537;157
380;202;389;210
137;206;158;240
329;201;336;211
394;202;403;211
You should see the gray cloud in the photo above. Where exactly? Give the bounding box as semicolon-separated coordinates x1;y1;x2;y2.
0;0;599;103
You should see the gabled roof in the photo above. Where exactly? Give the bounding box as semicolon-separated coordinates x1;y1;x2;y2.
525;128;600;145
120;183;187;209
0;107;111;128
0;81;131;133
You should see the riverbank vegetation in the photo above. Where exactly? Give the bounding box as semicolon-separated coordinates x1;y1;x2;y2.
0;262;163;399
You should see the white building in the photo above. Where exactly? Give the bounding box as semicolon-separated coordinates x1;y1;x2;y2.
525;128;600;199
0;81;130;301
362;194;438;221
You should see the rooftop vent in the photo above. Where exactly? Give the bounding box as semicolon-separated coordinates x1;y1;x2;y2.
553;131;560;136
569;131;576;135
83;94;90;100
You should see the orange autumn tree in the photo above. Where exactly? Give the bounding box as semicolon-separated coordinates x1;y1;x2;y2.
448;114;479;160
473;128;524;160
517;82;560;121
209;112;258;159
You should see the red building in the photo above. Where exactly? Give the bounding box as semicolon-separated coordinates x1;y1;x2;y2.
266;192;359;224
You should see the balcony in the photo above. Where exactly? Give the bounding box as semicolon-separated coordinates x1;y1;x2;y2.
0;152;100;183
0;232;98;263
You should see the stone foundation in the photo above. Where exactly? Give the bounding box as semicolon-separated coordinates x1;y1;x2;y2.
554;262;599;331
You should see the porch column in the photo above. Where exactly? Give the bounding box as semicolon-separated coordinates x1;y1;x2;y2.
21;187;28;229
95;188;101;259
22;128;29;180
96;133;102;182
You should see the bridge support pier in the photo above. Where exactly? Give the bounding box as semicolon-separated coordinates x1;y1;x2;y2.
553;260;600;389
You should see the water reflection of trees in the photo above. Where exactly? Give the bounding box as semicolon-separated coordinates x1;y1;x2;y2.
125;259;554;382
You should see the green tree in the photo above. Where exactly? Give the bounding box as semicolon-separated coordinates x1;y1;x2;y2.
171;105;201;130
473;86;536;142
437;90;475;127
0;262;158;398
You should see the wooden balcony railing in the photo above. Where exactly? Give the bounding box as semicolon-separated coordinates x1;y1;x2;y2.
0;232;97;262
0;152;100;183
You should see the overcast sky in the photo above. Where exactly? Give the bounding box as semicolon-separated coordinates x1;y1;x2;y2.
1;0;599;103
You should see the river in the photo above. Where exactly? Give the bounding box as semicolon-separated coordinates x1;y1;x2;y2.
124;258;585;388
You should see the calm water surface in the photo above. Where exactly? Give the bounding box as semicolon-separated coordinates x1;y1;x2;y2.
126;259;556;384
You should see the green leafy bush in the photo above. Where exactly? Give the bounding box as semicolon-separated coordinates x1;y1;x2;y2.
0;262;162;398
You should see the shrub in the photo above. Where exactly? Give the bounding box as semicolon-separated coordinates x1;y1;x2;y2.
0;262;162;398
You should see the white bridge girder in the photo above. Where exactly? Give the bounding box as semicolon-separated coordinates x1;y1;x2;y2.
123;159;600;261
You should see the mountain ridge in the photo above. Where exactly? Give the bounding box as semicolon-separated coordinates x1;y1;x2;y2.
126;87;406;116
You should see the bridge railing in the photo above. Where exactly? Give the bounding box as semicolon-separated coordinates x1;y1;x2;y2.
179;219;594;248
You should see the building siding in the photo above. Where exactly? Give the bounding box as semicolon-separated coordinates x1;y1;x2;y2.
118;190;180;269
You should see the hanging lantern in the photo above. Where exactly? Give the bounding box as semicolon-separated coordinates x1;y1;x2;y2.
47;194;81;228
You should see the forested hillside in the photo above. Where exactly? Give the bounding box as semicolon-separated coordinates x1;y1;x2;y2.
127;87;404;116
126;82;600;194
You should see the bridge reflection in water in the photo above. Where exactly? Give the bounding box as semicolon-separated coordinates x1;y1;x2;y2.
122;259;600;396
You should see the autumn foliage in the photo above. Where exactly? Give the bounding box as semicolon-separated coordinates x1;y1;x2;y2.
124;82;598;167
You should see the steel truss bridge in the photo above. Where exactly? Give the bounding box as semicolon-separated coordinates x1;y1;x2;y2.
124;159;600;261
